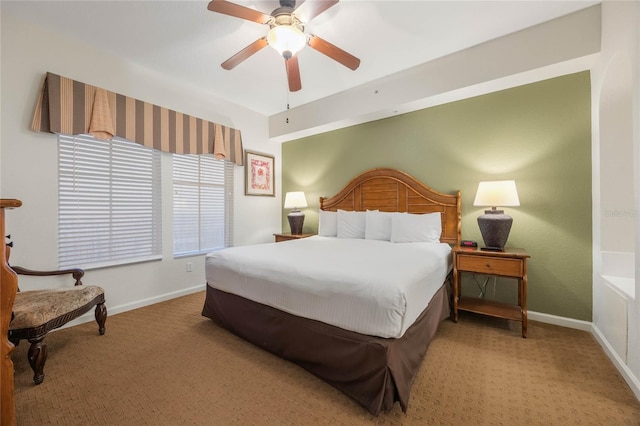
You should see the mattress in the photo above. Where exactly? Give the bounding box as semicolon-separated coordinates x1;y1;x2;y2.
205;236;452;338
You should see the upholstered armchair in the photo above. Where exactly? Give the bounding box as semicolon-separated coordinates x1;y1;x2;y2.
7;249;106;385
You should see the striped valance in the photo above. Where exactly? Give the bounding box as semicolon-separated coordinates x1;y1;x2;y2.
31;72;243;165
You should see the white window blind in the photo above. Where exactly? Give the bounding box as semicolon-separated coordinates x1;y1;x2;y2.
173;154;233;256
58;134;162;269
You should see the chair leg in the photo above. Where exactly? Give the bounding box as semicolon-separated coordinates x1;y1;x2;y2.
95;302;107;335
27;337;47;385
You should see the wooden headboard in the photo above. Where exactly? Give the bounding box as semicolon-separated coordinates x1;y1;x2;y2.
319;168;461;246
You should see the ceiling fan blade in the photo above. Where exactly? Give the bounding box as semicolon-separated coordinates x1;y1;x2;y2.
307;34;360;70
207;0;271;24
221;37;268;70
285;55;302;92
293;0;339;23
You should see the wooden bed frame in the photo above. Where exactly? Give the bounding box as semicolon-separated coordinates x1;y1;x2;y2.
320;168;461;245
202;168;461;415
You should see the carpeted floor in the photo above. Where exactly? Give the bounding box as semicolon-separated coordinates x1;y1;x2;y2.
12;291;640;425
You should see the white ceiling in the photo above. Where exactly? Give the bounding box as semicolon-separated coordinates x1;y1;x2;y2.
2;0;598;117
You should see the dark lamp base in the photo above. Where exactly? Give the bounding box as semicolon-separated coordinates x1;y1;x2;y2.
477;211;513;251
287;211;305;235
480;246;504;252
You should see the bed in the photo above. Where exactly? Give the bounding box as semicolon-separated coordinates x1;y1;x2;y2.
202;168;461;415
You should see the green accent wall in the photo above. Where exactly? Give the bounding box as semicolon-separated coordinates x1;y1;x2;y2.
282;72;592;321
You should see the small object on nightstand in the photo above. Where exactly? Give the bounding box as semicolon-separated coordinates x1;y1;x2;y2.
461;240;477;247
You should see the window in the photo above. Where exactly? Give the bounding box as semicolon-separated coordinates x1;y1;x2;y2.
58;134;162;269
173;154;233;256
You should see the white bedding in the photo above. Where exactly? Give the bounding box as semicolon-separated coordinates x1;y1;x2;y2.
205;236;452;338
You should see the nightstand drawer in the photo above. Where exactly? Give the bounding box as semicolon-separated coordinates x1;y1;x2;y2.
457;254;523;277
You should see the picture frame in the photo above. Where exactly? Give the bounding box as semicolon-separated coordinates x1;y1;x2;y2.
244;150;275;196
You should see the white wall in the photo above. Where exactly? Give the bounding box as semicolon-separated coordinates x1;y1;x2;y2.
0;13;282;318
591;0;640;400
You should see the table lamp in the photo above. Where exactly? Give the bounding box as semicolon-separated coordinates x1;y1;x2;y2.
284;191;307;235
473;180;520;251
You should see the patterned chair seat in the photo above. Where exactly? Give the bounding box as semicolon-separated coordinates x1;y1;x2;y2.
10;286;105;336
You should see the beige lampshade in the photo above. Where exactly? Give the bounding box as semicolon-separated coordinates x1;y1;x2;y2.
284;191;307;210
473;180;520;208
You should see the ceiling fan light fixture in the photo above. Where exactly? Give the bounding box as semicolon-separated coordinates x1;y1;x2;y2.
267;25;306;59
209;0;360;91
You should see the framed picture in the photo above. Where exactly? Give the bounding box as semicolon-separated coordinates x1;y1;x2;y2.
244;150;275;196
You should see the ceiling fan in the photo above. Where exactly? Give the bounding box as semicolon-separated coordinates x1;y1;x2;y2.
207;0;360;92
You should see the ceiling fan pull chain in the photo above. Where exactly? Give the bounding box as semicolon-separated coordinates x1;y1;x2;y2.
286;93;290;124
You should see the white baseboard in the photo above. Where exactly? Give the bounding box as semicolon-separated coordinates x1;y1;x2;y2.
592;323;640;402
106;284;206;317
528;310;592;331
530;310;640;402
56;283;206;330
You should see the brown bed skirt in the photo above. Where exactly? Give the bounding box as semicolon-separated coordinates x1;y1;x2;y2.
202;278;451;416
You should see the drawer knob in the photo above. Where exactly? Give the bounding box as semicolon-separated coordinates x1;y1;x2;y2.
486;263;491;268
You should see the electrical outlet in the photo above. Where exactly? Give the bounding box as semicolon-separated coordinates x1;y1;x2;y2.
186;262;192;272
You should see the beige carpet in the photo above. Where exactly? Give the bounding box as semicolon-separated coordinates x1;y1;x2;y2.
12;291;640;425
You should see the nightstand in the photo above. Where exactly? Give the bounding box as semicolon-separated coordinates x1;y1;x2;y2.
273;233;315;243
452;246;530;338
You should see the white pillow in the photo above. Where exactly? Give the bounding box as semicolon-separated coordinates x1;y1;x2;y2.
365;210;393;241
390;212;442;243
337;210;366;239
318;210;337;237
